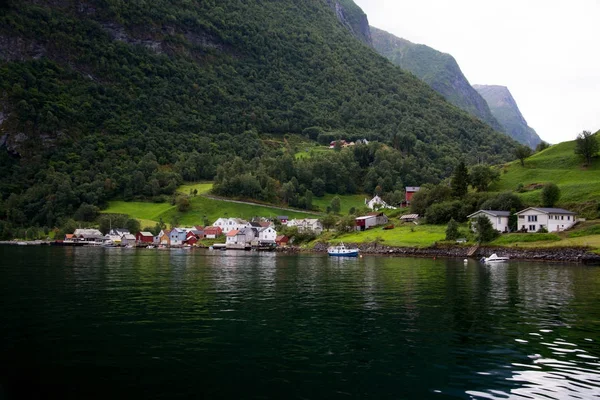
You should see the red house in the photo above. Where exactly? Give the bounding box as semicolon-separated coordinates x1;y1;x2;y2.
204;226;223;239
136;231;154;244
275;235;289;247
405;186;421;205
185;236;199;246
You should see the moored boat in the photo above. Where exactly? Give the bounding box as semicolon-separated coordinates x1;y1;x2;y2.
481;253;509;263
327;242;359;257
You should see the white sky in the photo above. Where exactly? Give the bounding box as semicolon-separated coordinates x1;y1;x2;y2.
354;0;600;144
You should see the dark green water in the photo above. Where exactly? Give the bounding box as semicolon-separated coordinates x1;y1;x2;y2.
1;246;600;399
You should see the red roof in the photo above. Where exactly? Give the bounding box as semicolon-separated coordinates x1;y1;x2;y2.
276;235;289;242
226;229;239;237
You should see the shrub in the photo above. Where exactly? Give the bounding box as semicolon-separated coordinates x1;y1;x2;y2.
445;218;460;240
473;215;499;243
541;183;561;207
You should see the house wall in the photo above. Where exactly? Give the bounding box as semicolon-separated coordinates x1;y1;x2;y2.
259;228;277;242
470;213;509;232
517;210;575;232
517;210;549;232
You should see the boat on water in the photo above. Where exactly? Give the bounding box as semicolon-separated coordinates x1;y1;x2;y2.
327;243;359;257
481;253;509;263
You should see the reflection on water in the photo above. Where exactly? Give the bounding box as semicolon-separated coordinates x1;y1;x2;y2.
0;247;599;399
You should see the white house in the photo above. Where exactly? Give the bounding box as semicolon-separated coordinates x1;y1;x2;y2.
515;208;576;232
365;195;396;210
104;228;130;244
287;219;323;235
467;210;511;232
73;229;103;243
212;218;251;234
120;233;137;246
226;228;255;247
257;227;277;243
355;215;377;231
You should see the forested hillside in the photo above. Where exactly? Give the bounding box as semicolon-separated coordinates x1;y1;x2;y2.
0;0;518;235
474;85;542;149
371;26;504;133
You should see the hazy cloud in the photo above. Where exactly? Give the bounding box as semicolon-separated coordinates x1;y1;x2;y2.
355;0;600;143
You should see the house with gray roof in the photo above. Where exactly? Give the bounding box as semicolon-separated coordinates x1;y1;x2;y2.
467;210;511;232
515;207;576;232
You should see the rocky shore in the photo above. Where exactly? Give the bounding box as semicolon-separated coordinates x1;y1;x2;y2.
299;242;600;265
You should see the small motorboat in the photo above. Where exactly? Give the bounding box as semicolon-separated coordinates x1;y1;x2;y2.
327;242;359;257
481;253;509;263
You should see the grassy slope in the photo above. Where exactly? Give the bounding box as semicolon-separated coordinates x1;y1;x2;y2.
324;223;446;248
312;193;369;214
491;131;600;204
103;182;314;227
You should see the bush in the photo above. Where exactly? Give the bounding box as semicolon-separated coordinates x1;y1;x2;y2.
473;215;499;243
445;218;460;240
541;183;560;207
425;200;465;224
480;192;523;211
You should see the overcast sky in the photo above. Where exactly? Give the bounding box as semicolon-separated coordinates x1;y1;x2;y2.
354;0;600;144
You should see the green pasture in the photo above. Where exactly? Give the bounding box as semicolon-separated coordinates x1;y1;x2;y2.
327;223;446;248
491;132;600;203
177;182;213;195
312;193;370;214
103;184;315;227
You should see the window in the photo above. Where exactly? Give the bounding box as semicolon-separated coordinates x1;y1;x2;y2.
519;215;525;219
567;216;571;220
561;216;564;220
527;215;538;222
529;225;536;231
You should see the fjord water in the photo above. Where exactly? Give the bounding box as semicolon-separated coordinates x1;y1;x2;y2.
1;247;600;399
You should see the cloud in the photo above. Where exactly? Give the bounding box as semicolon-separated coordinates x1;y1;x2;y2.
356;0;600;143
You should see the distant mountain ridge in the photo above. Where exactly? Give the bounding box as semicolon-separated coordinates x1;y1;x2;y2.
370;26;504;132
473;85;542;148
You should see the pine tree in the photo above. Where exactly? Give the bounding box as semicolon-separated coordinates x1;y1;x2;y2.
450;161;469;198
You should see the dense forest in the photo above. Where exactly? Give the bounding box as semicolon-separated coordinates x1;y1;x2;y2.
0;0;519;237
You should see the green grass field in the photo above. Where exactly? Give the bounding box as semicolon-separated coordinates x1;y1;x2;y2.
491;131;600;204
176;182;213;195
103;182;315;227
312;193;371;214
325;223;447;247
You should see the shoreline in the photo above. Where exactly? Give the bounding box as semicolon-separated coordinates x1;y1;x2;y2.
299;242;600;265
3;240;599;265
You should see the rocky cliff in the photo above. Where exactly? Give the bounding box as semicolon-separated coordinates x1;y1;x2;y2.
473;85;542;148
371;26;503;132
324;0;372;46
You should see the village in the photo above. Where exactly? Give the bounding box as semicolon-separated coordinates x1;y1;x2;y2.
58;186;579;250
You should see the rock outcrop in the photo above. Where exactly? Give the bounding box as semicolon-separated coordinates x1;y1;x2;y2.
474;84;542;148
323;0;372;46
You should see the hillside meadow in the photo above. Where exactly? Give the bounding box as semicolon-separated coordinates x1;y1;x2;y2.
492;131;600;205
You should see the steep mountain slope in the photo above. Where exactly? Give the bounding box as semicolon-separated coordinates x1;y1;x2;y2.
371;26;503;132
0;0;518;230
325;0;372;46
474;85;542;148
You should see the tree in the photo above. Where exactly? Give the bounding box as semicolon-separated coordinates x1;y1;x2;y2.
469;165;500;192
473;215;499;243
541;183;561;207
330;196;341;213
445;218;460;240
450;161;469;198
536;141;550;152
321;214;336;231
480;192;523;211
176;196;190;212
575;130;599;165
515;145;532;167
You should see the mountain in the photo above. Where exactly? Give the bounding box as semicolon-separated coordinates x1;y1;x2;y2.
370;26;504;132
324;0;372;46
0;0;518;231
473;85;542;148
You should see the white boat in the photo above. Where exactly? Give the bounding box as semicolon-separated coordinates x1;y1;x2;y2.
147;245;155;249
481;253;509;263
327;242;359;257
